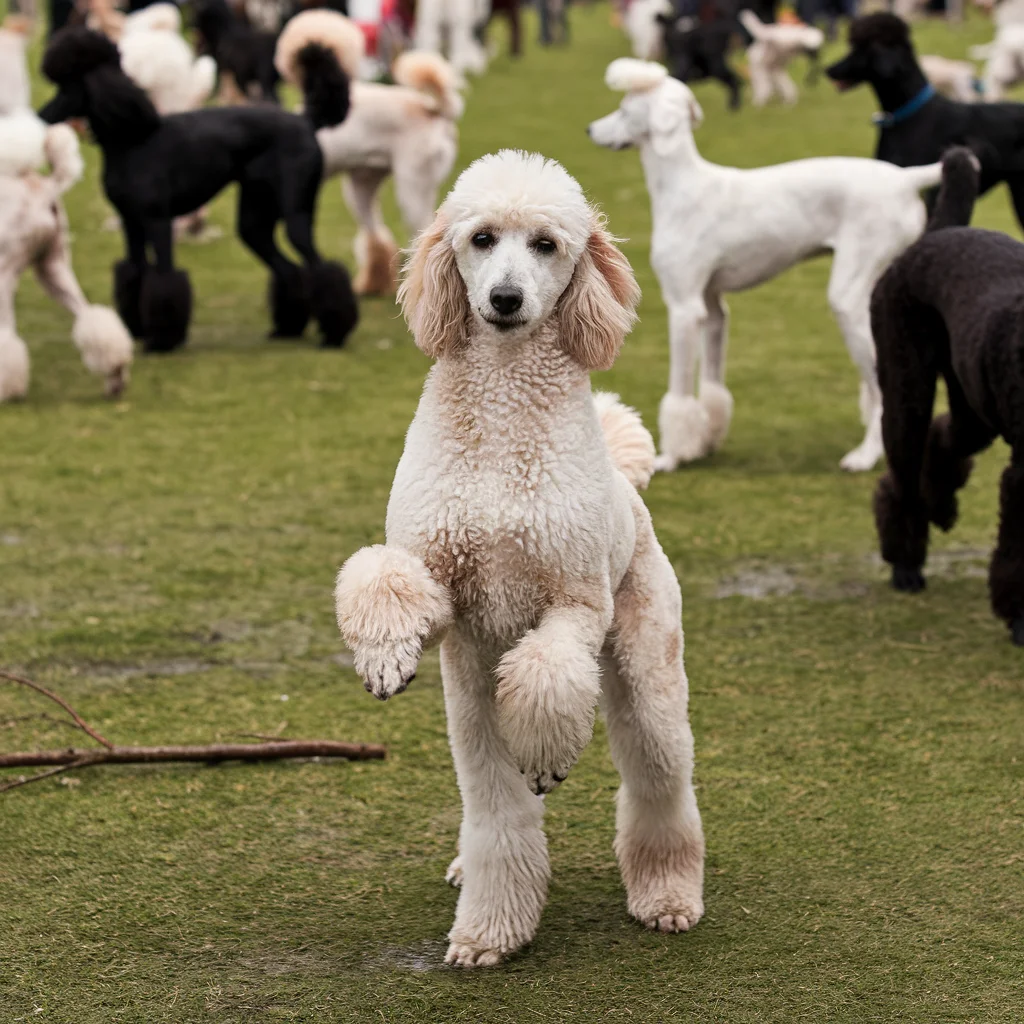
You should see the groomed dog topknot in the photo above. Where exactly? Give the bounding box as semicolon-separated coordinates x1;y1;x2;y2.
848;12;911;50
605;57;669;93
42;26;120;85
275;9;364;82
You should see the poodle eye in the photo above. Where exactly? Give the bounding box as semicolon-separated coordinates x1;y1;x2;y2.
471;231;495;249
532;238;557;255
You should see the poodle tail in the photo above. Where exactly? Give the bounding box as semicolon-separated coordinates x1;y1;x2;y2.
44;123;85;194
393;51;465;120
0;113;47;177
297;43;351;130
594;392;656;491
738;9;767;39
189;54;218;108
927;147;980;232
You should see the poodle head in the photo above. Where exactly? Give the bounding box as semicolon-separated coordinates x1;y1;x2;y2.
826;13;914;92
588;59;703;156
399;150;639;371
38;27;159;145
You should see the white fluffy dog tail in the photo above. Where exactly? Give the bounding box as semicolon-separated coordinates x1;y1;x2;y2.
901;160;945;193
593;392;656;491
738;9;767;39
393;51;465;120
190;55;218;108
44;124;85;195
73;306;134;397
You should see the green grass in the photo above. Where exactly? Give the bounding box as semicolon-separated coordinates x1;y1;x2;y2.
2;7;1023;1022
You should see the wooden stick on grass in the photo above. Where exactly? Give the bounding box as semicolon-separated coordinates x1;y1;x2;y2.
0;669;386;793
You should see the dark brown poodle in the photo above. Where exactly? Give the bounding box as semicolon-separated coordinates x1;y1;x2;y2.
870;148;1024;645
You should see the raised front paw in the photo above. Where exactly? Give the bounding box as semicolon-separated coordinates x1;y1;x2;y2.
353;636;421;701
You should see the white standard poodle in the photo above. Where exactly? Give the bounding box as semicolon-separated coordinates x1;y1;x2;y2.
334;150;705;966
588;58;946;473
0;118;133;402
414;0;489;77
738;10;823;107
276;10;465;295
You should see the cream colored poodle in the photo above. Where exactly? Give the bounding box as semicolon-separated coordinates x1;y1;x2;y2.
0;118;133;402
276;11;464;295
334;150;705;967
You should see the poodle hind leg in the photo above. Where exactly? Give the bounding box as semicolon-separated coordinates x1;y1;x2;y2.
0;277;29;401
604;496;704;933
342;171;398;296
443;629;549;966
990;452;1024;644
700;288;733;453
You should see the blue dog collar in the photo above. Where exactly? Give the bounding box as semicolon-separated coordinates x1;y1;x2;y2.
872;84;936;128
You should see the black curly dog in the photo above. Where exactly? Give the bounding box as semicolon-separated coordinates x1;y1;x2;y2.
193;0;280;105
827;13;1024;233
38;27;358;353
870;148;1024;646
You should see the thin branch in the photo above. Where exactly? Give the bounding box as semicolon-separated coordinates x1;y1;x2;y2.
2;713;90;735
0;670;114;749
0;757;95;793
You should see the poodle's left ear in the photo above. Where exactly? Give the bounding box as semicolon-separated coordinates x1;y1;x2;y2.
557;226;640;372
398;213;469;360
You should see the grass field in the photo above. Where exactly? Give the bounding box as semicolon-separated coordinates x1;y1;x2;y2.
2;7;1023;1022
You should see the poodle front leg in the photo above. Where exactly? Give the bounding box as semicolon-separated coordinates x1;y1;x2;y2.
495;593;613;794
604;500;704;933
0;274;29;402
443;630;549;966
656;297;711;472
700;289;734;453
334;545;453;700
140;220;192;353
772;66;799;105
990;454;1024;645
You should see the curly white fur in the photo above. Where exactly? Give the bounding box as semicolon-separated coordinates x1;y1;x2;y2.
0;124;133;402
118;21;216;115
624;0;672;60
336;150;704;966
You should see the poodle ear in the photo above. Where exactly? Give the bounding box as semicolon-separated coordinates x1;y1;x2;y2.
398;213;469;359
650;83;701;155
83;65;160;142
557;227;640;372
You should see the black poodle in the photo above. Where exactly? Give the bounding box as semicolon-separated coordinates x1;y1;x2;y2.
658;1;745;111
870;147;1024;646
826;13;1024;232
38;27;358;353
194;0;280;105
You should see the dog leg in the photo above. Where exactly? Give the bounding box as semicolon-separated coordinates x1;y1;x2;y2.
34;236;133;396
139;220;191;352
495;591;612;794
443;628;549;966
990;456;1024;645
308;262;360;348
343;172;399;296
700;290;734;452
747;45;771;105
656;298;710;472
1008;176;1024;237
0;276;29;401
773;66;799;105
604;495;704;933
335;544;453;700
829;251;885;471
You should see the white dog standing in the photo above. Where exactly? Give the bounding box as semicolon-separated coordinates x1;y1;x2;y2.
588;58;945;473
738;10;823;107
335;150;705;966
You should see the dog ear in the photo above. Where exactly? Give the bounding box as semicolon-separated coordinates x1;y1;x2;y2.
398;214;469;360
650;83;701;155
557;227;640;372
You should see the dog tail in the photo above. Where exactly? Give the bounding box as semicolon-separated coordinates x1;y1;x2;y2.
738;9;767;39
393;51;465;120
927;147;980;232
593;392;656;491
189;55;217;109
0;112;47;177
275;10;365;129
44;123;85;194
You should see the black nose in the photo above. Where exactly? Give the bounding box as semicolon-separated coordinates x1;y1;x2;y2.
489;286;523;316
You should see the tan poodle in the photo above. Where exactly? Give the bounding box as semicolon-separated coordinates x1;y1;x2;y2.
0;119;133;402
334;150;705;966
276;11;464;296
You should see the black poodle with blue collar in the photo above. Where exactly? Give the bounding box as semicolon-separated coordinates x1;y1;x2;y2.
39;27;358;353
827;12;1024;233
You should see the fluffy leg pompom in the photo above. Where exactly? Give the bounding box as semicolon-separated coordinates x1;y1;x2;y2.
654;392;711;472
593;391;656;490
699;381;734;453
72;305;134;398
113;259;145;338
140;268;192;353
495;624;601;794
268;265;310;339
0;329;30;402
309;261;359;348
353;227;399;297
335;545;453;700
